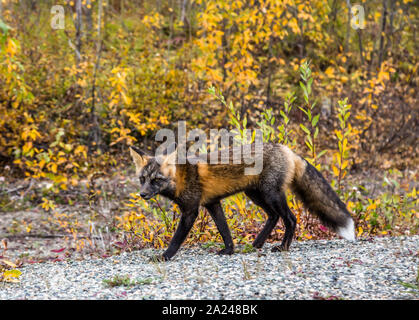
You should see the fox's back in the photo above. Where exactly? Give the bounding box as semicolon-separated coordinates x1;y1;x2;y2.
174;143;303;205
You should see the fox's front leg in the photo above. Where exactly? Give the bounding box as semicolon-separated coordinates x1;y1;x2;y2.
162;206;199;261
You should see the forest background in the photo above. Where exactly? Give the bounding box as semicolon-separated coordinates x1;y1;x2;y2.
0;0;417;272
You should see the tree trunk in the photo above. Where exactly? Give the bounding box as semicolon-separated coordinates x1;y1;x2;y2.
266;21;274;108
85;0;93;39
90;0;104;150
357;29;364;64
221;17;228;85
387;0;395;53
345;0;351;53
75;0;83;65
378;0;388;68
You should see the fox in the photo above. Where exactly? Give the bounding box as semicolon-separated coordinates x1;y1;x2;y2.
129;142;355;261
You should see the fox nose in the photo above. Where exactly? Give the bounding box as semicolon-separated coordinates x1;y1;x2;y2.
140;192;150;199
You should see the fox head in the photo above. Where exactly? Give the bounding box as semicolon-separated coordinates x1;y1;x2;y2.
129;145;177;200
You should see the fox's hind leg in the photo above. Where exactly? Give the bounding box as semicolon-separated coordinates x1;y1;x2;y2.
271;197;296;252
205;201;234;255
245;189;281;249
245;190;296;251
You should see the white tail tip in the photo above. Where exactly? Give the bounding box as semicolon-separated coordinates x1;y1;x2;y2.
338;219;356;241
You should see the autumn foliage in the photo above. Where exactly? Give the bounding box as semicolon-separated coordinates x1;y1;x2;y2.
0;0;417;260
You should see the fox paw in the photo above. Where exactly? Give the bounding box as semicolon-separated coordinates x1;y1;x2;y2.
217;248;234;255
149;254;170;262
271;245;289;252
252;242;264;249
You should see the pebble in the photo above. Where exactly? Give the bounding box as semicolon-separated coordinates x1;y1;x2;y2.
0;236;417;300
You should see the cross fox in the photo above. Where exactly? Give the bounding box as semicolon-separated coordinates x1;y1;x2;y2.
129;143;355;261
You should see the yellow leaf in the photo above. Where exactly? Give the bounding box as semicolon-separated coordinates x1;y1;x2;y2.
408;187;416;198
367;202;376;211
50;163;57;174
3;269;22;281
332;165;340;177
341;160;349;170
325;66;334;76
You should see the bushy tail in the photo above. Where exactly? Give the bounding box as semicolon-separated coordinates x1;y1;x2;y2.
291;158;355;241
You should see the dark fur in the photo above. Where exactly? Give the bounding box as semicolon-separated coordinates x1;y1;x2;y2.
130;143;354;260
292;161;351;230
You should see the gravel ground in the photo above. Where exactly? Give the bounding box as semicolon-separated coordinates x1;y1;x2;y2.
1;236;418;300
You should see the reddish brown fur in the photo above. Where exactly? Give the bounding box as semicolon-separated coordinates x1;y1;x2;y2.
174;165;187;197
197;163;259;205
280;145;307;191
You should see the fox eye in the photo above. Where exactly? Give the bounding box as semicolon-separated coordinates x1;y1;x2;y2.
152;178;164;184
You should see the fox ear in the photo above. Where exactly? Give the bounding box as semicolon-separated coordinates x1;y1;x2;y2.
161;142;177;156
163;148;177;166
160;147;177;178
157;142;177;165
129;146;149;174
